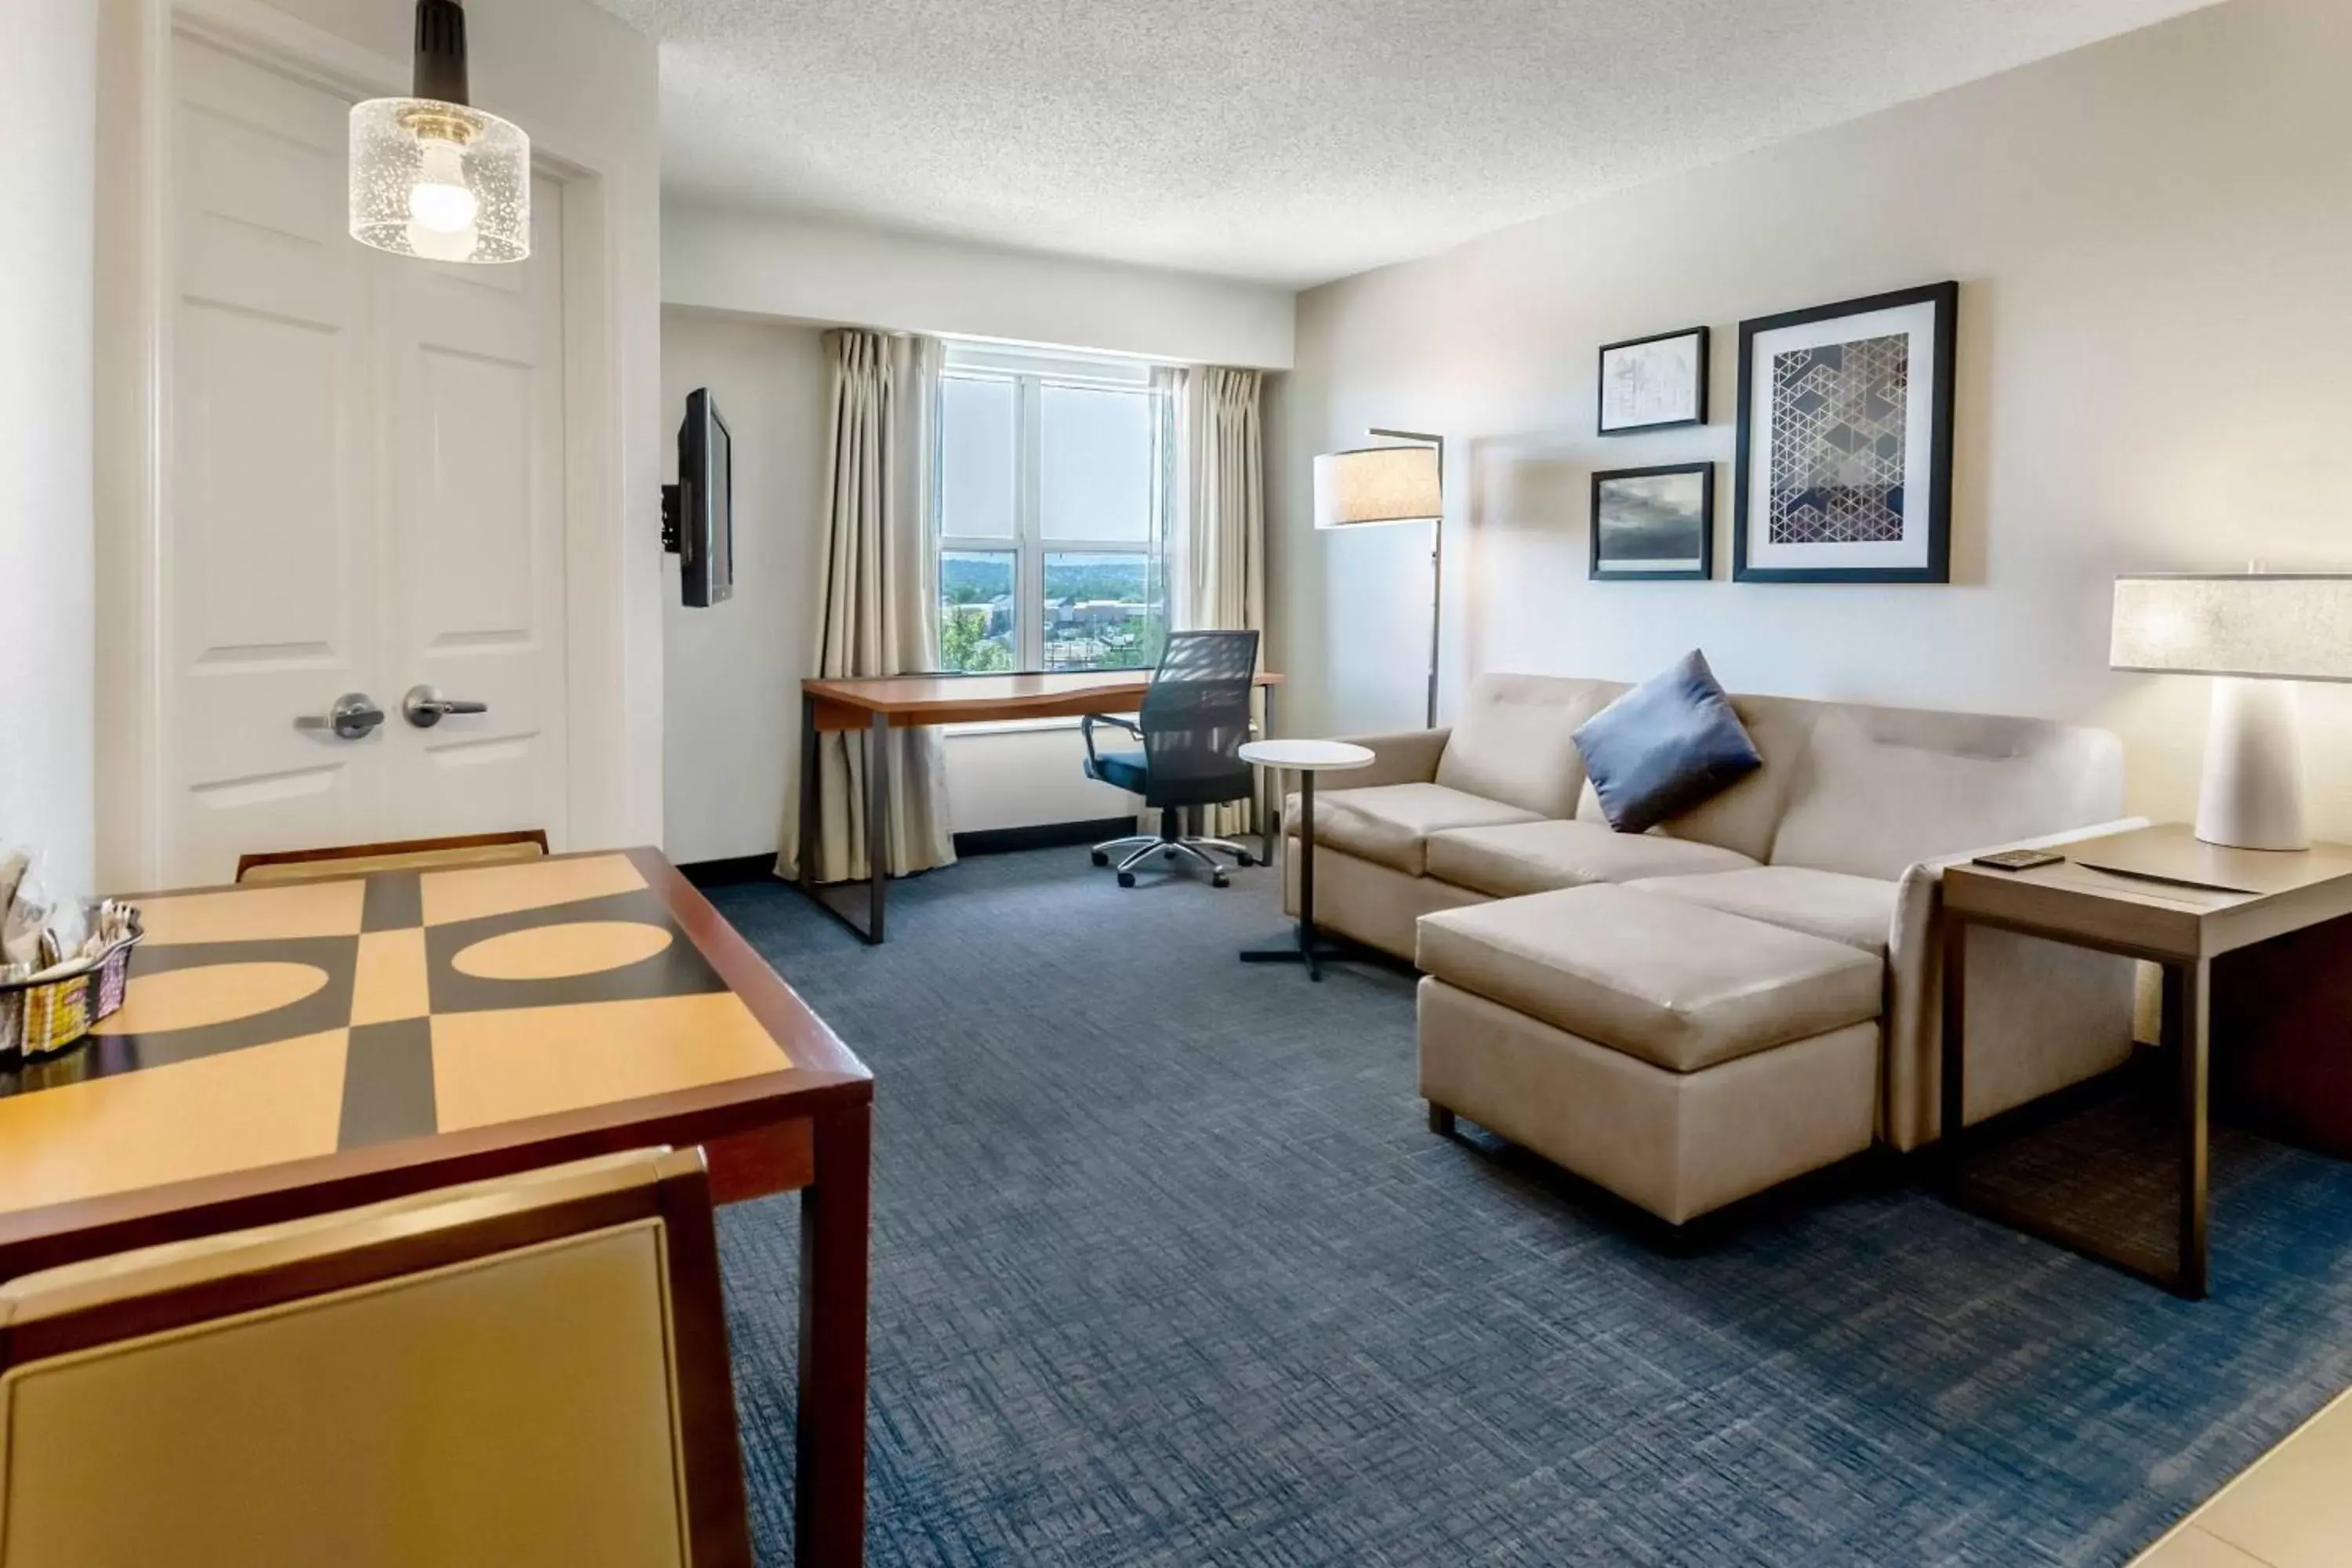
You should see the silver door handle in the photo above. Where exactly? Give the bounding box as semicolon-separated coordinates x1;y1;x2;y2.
295;692;387;740
401;684;489;728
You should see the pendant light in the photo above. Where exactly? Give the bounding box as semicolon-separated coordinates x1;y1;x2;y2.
348;0;529;263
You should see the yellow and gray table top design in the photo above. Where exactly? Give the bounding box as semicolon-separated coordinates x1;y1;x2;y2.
0;854;797;1218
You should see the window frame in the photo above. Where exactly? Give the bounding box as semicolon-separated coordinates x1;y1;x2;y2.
934;346;1169;676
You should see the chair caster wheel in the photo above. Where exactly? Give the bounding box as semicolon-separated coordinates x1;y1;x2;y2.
1090;851;1109;867
1116;870;1137;888
1162;847;1178;859
1212;873;1230;888
1233;852;1255;868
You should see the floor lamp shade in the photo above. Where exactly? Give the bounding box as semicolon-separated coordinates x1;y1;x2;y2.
1313;447;1442;529
1315;437;1446;727
2111;573;2352;851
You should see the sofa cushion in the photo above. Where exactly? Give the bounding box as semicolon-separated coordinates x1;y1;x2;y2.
1425;818;1755;898
1299;783;1542;876
1432;674;1624;821
1416;884;1882;1073
1649;695;1817;862
1624;866;1898;956
1573;650;1762;834
1770;704;2125;880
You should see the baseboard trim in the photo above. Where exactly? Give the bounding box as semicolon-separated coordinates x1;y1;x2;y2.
678;853;782;888
679;819;1140;883
953;818;1138;857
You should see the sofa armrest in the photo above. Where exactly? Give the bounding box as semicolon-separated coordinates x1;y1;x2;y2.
1882;817;2151;1149
1319;728;1453;791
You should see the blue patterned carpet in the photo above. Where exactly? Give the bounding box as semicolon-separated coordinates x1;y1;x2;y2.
706;848;2352;1566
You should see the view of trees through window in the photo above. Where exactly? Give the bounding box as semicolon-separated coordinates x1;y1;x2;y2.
939;554;1165;674
940;551;1015;672
935;357;1167;674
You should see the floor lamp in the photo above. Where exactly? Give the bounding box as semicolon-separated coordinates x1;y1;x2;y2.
2111;571;2352;851
1314;430;1445;728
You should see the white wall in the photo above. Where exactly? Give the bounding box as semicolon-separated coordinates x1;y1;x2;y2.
92;0;664;884
659;309;1140;863
1276;0;2352;840
0;0;98;898
660;314;825;864
666;205;1295;371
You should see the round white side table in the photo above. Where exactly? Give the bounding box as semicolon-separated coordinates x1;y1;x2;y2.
1236;739;1375;981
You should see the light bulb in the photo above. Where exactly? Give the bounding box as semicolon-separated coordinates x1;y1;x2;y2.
405;218;480;262
408;138;477;234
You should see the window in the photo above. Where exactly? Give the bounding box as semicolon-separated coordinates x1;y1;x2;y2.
935;346;1168;673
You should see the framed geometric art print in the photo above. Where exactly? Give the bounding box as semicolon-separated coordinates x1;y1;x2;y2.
1732;281;1957;583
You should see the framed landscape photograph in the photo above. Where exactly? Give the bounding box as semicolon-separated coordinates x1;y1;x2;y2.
1590;462;1714;581
1597;326;1708;435
1733;281;1956;583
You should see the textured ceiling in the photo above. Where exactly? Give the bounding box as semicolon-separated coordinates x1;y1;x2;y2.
601;0;2216;287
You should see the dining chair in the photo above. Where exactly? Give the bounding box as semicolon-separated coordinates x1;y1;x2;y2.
235;828;550;884
0;1147;753;1568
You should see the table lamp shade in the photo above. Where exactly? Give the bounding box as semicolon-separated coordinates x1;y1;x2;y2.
2111;574;2352;682
1313;445;1442;529
2111;572;2352;851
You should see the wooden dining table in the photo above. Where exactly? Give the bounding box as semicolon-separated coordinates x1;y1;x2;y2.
0;845;873;1567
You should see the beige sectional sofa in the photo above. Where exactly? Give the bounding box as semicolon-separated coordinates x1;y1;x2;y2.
1283;672;2143;1224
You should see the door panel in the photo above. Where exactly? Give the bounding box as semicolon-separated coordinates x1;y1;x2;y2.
379;177;568;846
169;38;377;884
165;39;568;884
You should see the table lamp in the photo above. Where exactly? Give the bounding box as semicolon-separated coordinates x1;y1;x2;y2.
2111;572;2352;850
1314;430;1444;728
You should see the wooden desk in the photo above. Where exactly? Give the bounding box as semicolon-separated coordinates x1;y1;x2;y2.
0;846;874;1568
1940;824;2352;1299
800;669;1284;944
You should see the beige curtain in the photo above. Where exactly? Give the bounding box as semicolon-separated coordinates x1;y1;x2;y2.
1171;366;1267;837
784;330;956;884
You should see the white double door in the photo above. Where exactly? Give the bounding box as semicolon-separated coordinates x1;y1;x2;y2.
166;35;569;885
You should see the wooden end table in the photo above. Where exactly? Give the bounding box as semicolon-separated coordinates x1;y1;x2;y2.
1236;739;1374;982
1940;823;2352;1299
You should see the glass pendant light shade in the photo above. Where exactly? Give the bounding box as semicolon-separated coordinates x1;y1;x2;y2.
349;97;529;263
349;1;527;264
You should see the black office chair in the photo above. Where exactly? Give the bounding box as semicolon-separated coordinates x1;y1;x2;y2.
1081;630;1261;888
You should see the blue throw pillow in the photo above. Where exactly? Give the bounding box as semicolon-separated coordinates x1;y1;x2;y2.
1573;651;1762;835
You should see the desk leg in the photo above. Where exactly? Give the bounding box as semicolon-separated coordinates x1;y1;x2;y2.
1938;915;1969;1178
793;699;890;947
2172;961;2211;1299
797;1100;871;1568
864;712;889;946
798;693;820;890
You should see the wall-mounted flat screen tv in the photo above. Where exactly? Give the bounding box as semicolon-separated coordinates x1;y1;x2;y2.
664;387;732;607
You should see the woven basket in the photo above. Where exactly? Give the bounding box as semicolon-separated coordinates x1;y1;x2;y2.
0;916;143;1061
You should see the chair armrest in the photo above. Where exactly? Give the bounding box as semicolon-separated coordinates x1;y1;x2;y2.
1080;713;1142;772
1882;817;2151;1149
1322;727;1453;789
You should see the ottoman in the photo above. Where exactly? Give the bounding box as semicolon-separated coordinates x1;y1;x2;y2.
1416;884;1883;1225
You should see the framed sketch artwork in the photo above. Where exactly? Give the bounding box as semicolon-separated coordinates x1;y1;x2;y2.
1591;463;1713;581
1733;281;1957;583
1597;326;1708;435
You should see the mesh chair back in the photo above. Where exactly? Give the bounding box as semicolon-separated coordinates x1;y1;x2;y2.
1139;630;1260;808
